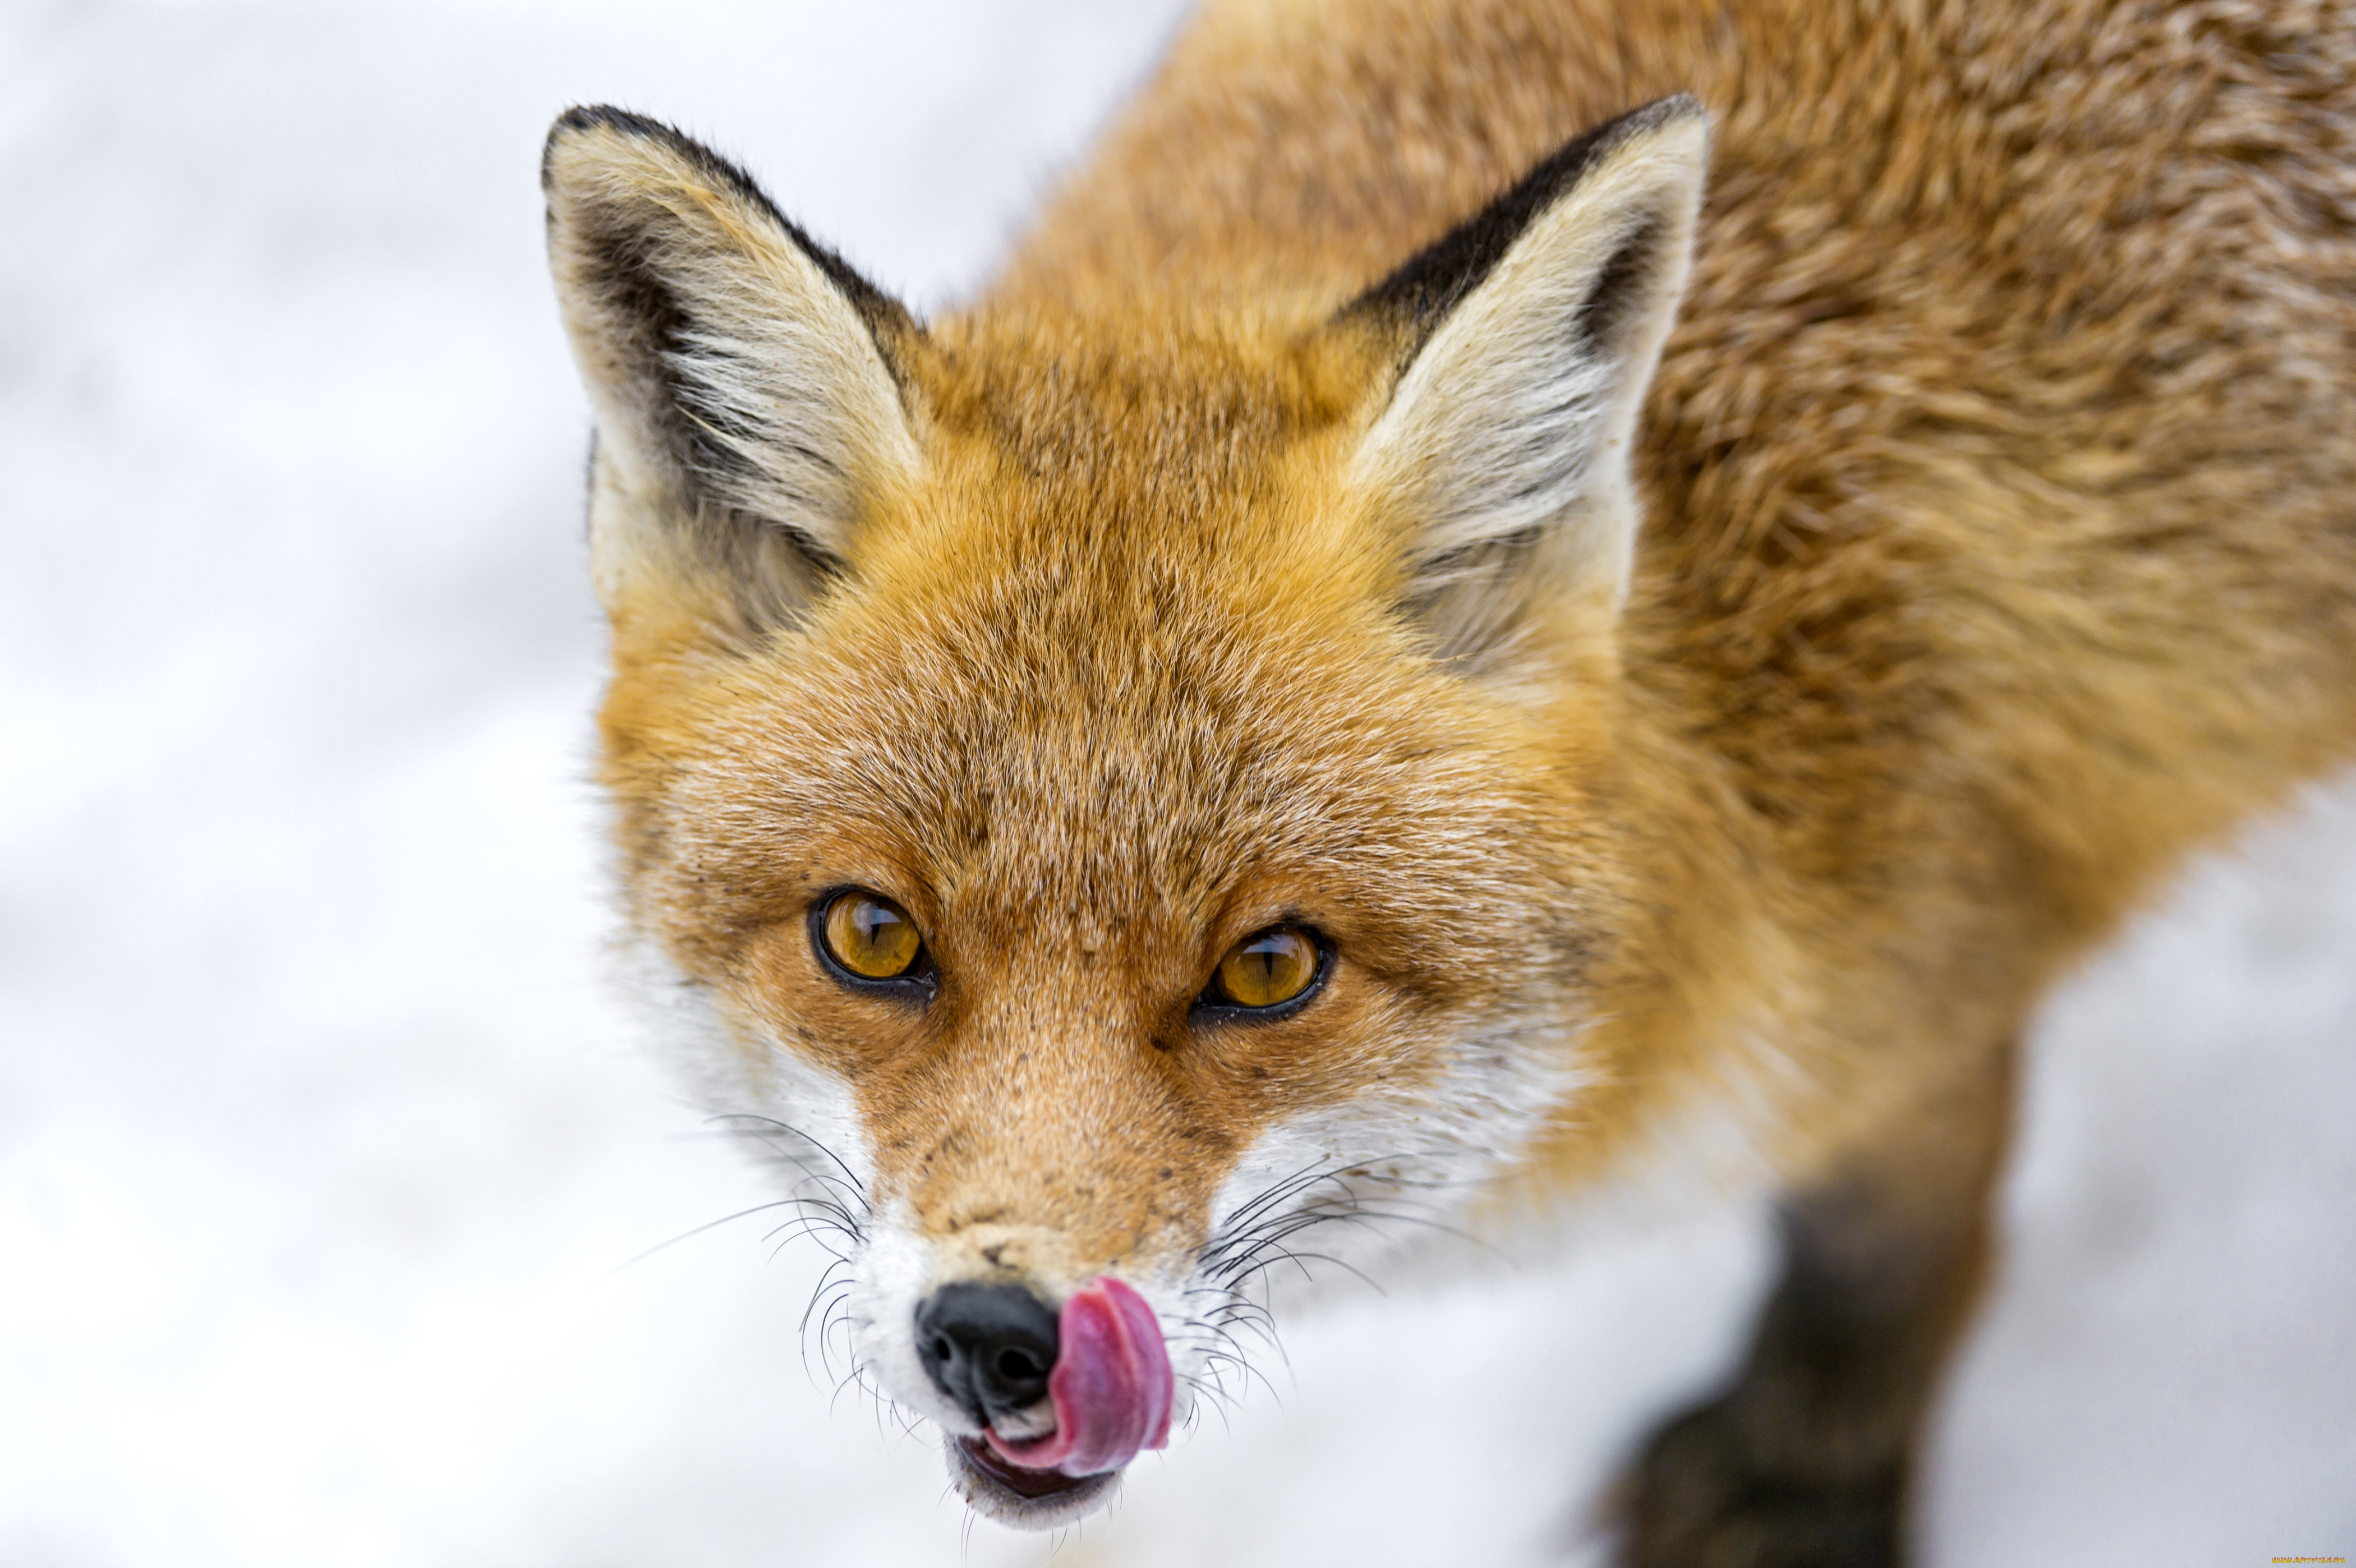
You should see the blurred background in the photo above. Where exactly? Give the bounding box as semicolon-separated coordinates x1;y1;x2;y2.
2;2;2352;1564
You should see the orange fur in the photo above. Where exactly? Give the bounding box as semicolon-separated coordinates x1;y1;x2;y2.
543;0;2356;1542
995;0;2356;1188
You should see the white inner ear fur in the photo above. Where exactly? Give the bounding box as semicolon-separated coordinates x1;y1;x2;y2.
1351;112;1709;665
545;127;919;608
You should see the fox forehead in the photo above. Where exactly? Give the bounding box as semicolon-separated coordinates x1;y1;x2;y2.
605;318;1605;987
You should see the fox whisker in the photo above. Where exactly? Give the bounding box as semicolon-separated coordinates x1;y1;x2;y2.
599;1198;813;1280
709;1112;872;1207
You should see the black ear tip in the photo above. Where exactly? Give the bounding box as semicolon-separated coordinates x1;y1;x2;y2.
542;104;684;182
551;103;662;139
1620;92;1710;145
1570;93;1710;174
537;106;789;236
545;104;638;186
1647;91;1707;123
1340;90;1711;338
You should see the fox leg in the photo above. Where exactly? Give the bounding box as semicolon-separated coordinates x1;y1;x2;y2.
1617;1036;2019;1568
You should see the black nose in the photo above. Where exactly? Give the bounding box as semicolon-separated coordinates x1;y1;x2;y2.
914;1282;1060;1427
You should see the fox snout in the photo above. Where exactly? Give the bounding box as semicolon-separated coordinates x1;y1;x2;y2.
916;1278;1174;1465
915;1283;1061;1432
881;1248;1177;1524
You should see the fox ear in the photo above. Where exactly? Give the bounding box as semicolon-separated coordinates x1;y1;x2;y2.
542;106;921;639
1342;96;1708;671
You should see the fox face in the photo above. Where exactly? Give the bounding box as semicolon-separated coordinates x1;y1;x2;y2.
545;98;1708;1526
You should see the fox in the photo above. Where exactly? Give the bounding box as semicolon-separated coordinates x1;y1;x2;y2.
539;0;2356;1558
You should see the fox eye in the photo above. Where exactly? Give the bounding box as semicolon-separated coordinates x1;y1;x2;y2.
1206;926;1324;1013
817;889;926;983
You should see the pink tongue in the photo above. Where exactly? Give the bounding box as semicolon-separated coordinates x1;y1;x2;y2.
984;1276;1172;1478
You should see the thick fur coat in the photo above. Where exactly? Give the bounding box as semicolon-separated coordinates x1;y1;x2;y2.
543;0;2355;1554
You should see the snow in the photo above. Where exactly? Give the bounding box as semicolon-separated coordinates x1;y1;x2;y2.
1;3;2349;1564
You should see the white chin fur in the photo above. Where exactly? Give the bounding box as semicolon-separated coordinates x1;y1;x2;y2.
1204;1007;1585;1289
944;1439;1121;1530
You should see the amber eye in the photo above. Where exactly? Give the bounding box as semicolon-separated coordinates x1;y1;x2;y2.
1211;926;1322;1011
819;891;924;981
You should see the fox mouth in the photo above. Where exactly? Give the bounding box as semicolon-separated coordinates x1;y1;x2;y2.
947;1435;1119;1525
929;1276;1173;1529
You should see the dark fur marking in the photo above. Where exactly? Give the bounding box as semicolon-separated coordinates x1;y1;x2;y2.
549;108;881;588
545;104;918;348
1616;1197;1930;1567
574;214;800;521
1340;95;1701;352
1574;215;1665;357
1617;1046;2016;1568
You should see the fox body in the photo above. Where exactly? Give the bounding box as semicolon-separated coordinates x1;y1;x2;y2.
544;0;2356;1553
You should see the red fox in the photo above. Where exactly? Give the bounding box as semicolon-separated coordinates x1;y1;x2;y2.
541;0;2356;1556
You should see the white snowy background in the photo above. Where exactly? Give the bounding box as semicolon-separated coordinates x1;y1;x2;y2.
2;2;2352;1565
